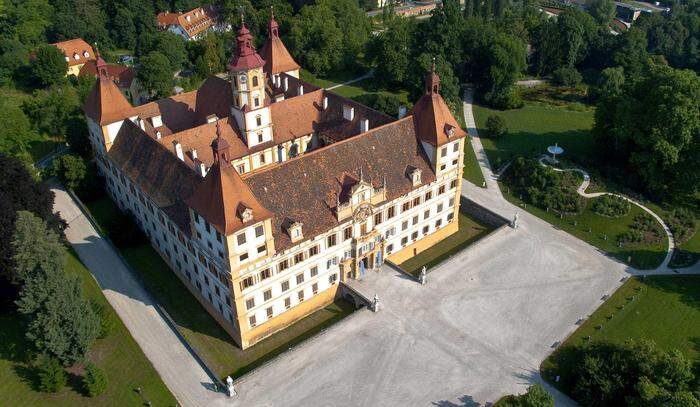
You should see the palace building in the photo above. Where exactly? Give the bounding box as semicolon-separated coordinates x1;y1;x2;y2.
82;14;467;349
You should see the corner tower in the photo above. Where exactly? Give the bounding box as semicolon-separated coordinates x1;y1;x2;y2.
229;18;272;149
260;7;300;79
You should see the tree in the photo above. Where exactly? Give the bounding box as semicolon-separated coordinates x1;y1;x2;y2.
0;38;29;85
11;211;65;284
589;0;616;27
82;362;108;397
407;53;461;111
2;0;53;47
30;44;67;87
137;51;173;98
112;7;137;50
0;154;63;284
48;0;109;45
22;84;80;136
36;353;67;393
593;61;700;198
486;115;507;139
0;100;35;158
531;8;598;75
551;67;582;87
499;384;554;406
289;0;370;74
367;16;416;88
15;221;100;366
51;154;86;190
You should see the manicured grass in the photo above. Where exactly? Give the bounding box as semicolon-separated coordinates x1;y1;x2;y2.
28;138;64;162
462;138;486;188
82;195;355;379
300;68;367;89
542;275;700;393
399;209;495;276
329;78;411;106
0;250;175;407
500;185;668;270
472;103;595;168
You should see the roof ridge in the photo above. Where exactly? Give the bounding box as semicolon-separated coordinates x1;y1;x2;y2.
122;119;199;176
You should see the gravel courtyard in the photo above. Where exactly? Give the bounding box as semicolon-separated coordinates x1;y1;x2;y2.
231;200;629;406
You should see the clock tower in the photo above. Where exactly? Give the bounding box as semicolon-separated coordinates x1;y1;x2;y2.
229;18;273;149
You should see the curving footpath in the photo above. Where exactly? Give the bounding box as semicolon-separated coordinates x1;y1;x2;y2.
536;156;678;273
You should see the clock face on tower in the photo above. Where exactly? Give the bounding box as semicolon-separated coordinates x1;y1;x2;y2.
239;75;247;84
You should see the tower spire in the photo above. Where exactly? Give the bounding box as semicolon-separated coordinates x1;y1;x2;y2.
212;120;231;164
426;57;440;95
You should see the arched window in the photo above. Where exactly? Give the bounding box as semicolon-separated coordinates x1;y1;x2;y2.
252;76;259;87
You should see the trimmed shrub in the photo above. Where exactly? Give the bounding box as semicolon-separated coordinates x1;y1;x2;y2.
36;354;67;393
503;157;582;214
551;67;582;87
666;208;696;243
485;115;508;139
82;362;108;397
591;195;630;218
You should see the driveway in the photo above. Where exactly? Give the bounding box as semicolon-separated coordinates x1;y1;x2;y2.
52;186;229;407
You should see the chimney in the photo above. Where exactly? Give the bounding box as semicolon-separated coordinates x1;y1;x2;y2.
191;149;198;160
284;76;289;91
398;105;407;119
138;118;145;131
197;160;207;177
360;118;369;133
343;105;354;121
173;141;184;161
206;114;218;124
151;115;163;128
323;96;329;110
156;131;162;139
275;75;281;87
298;85;304;96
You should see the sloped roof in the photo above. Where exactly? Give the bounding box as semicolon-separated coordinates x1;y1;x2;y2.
185;160;273;235
52;38;95;67
260;15;299;75
79;60;135;88
108;120;200;233
82;59;137;125
246;117;435;251
410;92;467;147
157;5;220;38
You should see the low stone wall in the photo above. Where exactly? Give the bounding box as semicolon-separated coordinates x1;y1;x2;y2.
460;196;510;228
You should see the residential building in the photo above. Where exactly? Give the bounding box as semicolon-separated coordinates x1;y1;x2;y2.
157;4;230;41
51;38;95;76
82;14;467;349
79;58;147;105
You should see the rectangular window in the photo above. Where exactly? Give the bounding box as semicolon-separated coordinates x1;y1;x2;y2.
240;276;254;290
436;219;442;228
257;244;266;254
294;252;304;264
278;259;289;271
237;233;246;245
413;197;420;207
249;315;256;328
310;266;318;277
259;268;271;281
450;179;458;189
452;158;458;166
386;244;394;254
263;289;272;301
424;209;430;219
422;225;429;235
447;212;454;222
266;307;273;318
437;203;444;213
438;185;446;195
402;202;411;212
246;298;255;309
239;253;248;262
312;283;318;295
296;273;304;284
412;215;418;226
454;142;460;152
255;225;264;237
327;233;337;247
402;220;408;231
387;206;396;219
374;213;382;226
441;147;448;157
298;290;304;302
284;297;291;309
411;231;418;241
449;197;455;207
343;226;352;241
401;237;408;246
360;222;367;235
425;191;432;201
308;245;319;257
281;280;289;292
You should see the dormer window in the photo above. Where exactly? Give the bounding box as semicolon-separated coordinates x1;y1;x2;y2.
238;203;253;223
65;56;69;62
83;51;89;58
186;15;191;22
445;124;456;137
73;53;80;60
410;168;422;186
287;221;303;243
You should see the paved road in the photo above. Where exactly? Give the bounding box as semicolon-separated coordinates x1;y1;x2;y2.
52;186;229;407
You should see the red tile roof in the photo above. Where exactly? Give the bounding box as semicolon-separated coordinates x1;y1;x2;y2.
260;13;299;75
51;38;95;67
82;57;137;125
79;60;135;88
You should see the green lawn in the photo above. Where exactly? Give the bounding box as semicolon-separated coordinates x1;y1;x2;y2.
81;195;355;379
473;103;595;168
300;68;368;89
328;78;411;106
462;138;486;188
500;185;668;270
0;250;175;407
399;207;495;276
542;275;700;393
